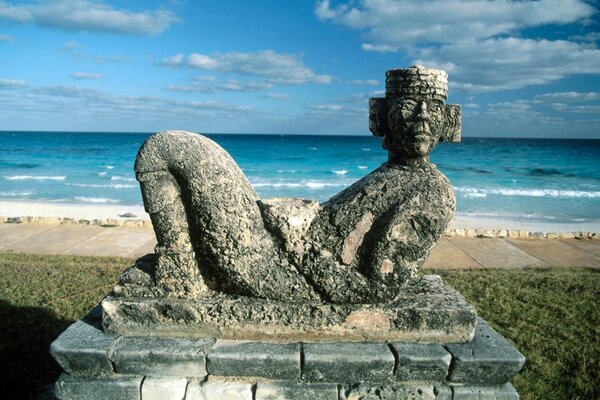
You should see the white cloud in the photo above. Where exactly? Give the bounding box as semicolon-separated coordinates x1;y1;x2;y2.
16;84;255;121
165;78;274;93
0;0;179;35
93;55;129;64
0;34;14;42
347;79;379;86
161;50;333;85
307;103;344;111
0;1;31;22
569;32;600;43
263;93;292;101
160;53;184;67
316;1;600;93
0;78;27;89
415;38;600;92
360;43;397;53
194;76;216;82
549;103;600;113
71;72;101;80
532;92;600;114
57;41;129;64
187;53;221;70
462;96;600;137
315;0;596;50
57;40;83;51
535;92;600;102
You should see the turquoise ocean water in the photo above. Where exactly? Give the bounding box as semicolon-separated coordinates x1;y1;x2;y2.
1;131;599;225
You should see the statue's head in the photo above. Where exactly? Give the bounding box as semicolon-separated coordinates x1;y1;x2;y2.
369;65;461;163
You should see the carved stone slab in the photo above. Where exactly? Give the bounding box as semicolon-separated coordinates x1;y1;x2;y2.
101;275;476;343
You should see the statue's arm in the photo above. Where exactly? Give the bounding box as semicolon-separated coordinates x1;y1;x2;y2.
365;177;455;286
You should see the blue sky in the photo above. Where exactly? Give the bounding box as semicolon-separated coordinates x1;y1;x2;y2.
1;0;599;138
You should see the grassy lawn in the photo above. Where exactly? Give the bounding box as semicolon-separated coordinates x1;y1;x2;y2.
0;253;132;400
0;252;598;399
424;267;600;400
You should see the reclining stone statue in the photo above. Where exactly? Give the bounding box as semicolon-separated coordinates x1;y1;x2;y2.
117;65;461;307
52;67;525;398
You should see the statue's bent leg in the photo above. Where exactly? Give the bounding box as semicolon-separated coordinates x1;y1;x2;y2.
136;131;318;301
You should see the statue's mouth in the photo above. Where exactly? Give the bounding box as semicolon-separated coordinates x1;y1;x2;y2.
411;121;431;140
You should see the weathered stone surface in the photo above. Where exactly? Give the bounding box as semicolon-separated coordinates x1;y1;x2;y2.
301;161;455;304
434;386;453;400
185;380;253;400
451;383;519;399
446;319;525;384
391;343;451;381
140;377;187;400
111;336;213;377
303;342;394;382
55;373;142;400
128;127;456;304
106;66;461;308
340;384;436;400
255;382;337;400
259;197;320;266
102;275;476;343
50;316;116;376
207;340;300;379
134;130;319;302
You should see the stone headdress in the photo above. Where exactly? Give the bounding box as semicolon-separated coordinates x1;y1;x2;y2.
369;65;461;142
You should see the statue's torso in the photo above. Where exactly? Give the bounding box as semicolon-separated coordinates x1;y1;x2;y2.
299;161;455;303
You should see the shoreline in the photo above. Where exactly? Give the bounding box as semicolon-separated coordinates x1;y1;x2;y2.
0;200;598;239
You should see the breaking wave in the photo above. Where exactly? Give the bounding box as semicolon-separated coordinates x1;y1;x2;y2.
74;197;119;204
111;176;135;182
66;183;136;189
4;175;66;181
455;187;600;198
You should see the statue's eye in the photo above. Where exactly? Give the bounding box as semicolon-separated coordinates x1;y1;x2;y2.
428;102;442;114
398;100;417;116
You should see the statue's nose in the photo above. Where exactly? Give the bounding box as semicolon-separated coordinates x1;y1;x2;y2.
416;101;430;121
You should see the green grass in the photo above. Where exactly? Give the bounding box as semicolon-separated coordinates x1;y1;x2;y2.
424;267;600;400
0;253;598;399
0;253;132;400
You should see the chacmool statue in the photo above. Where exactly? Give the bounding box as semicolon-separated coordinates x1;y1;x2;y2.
53;66;525;397
117;65;461;306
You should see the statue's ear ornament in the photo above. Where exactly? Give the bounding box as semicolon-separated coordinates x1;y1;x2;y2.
440;104;461;143
368;97;389;137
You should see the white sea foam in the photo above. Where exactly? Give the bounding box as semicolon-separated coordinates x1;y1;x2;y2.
74;197;119;204
277;169;299;173
332;170;348;175
0;190;35;197
456;211;558;220
4;175;66;181
358;165;368;169
104;166;114;169
66;183;136;189
111;176;135;182
463;193;487;198
455;186;600;198
250;179;351;189
98;172;108;176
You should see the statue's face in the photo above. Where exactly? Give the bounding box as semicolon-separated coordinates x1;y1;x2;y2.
386;97;445;158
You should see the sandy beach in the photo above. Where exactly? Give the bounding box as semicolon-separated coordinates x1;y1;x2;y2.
0;200;149;222
1;200;598;238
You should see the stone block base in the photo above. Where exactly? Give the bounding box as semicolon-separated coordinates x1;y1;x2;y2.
50;310;524;399
102;275;476;343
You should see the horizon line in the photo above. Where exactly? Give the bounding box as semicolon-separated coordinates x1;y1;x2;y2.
1;130;599;140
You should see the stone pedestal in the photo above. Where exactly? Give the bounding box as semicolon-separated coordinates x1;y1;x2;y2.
101;275;476;343
50;308;525;400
